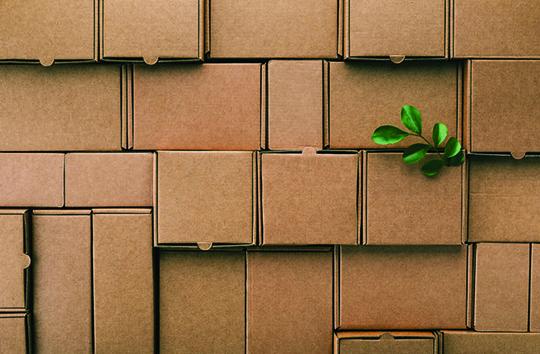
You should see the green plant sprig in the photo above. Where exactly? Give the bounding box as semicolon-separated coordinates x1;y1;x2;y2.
371;104;464;177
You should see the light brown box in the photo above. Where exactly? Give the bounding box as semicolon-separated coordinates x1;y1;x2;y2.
344;0;448;61
474;243;530;332
132;63;264;150
209;0;340;58
334;332;437;354
156;151;256;249
468;156;540;242
248;251;333;353
328;61;461;149
0;154;64;207
32;211;92;354
0;65;122;151
364;152;465;245
159;251;245;353
532;244;540;332
440;331;540;354
453;1;540;58
0;313;30;354
338;246;470;329
65;153;153;207
93;210;154;353
261;150;359;245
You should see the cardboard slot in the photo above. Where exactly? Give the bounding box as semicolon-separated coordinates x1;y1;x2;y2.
334;331;437;354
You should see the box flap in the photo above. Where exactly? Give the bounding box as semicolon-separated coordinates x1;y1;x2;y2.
441;331;540;354
337;331;436;354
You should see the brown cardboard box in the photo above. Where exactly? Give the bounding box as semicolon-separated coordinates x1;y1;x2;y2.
344;0;448;61
65;153;153;207
0;0;97;65
101;0;204;63
0;154;64;207
32;210;92;353
156;151;256;248
465;60;540;157
0;313;30;354
0;210;31;312
453;1;540;58
532;244;540;332
364;152;465;245
248;251;333;353
209;0;340;58
132;63;264;150
93;209;154;353
338;246;470;329
261;150;359;245
267;60;325;150
159;251;245;353
334;331;437;354
0;65;123;151
440;331;540;354
468;155;540;242
328;61;461;149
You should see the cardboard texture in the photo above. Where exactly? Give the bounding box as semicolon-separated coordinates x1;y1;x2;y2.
335;331;436;354
440;331;540;354
0;314;30;354
328;61;461;148
132;63;263;150
261;151;359;245
532;244;540;332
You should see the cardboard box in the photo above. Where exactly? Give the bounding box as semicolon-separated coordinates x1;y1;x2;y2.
338;246;471;329
0;65;123;151
101;0;204;63
65;153;153;207
468;155;540;242
32;210;92;353
93;209;154;353
155;151;256;249
328;61;461;149
247;250;333;353
159;251;245;353
440;331;540;354
0;154;64;207
261;150;359;245
364;152;465;245
453;1;540;58
132;63;264;150
208;0;340;58
334;331;437;354
0;313;31;354
532;244;540;332
344;0;448;61
465;60;540;157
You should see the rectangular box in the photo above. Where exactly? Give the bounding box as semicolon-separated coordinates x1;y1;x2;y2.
440;331;540;354
0;313;31;354
532;244;540;332
335;332;437;354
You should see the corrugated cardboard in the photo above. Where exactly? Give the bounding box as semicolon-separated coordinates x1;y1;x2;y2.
261;150;359;245
474;243;530;332
93;210;154;353
65;153;153;207
344;0;448;61
0;0;97;65
248;251;333;353
101;0;204;63
156;151;256;248
364;152;465;245
32;210;92;353
440;331;540;354
532;244;540;332
209;0;340;58
159;251;245;353
335;331;437;354
0;65;122;151
0;313;30;354
0;154;64;207
453;1;540;58
338;246;470;329
0;210;31;312
132;63;264;150
468;155;540;242
328;61;461;148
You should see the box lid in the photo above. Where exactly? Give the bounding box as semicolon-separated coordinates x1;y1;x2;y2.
336;332;436;354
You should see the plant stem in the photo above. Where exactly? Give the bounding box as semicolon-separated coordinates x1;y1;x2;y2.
414;134;443;159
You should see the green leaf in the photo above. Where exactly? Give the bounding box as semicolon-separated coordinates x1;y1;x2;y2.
421;159;445;177
446;150;465;166
432;122;448;147
401;105;422;135
444;137;462;158
402;144;431;164
371;125;409;145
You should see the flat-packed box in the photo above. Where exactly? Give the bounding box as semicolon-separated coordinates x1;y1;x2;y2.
131;63;264;150
155;151;257;249
261;150;359;245
334;331;437;354
338;246;471;329
440;331;540;354
0;65;123;151
328;61;461;149
363;152;465;245
533;244;540;332
344;0;448;61
101;0;204;63
453;0;540;58
65;153;153;207
0;313;31;353
208;0;340;58
0;0;97;65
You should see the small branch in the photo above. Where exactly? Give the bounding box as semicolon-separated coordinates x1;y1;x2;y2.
413;134;443;159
